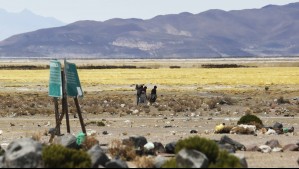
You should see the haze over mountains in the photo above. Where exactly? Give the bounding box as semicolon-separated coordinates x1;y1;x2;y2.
0;9;65;41
0;3;299;59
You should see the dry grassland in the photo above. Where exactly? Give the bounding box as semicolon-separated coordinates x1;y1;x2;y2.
1;67;299;88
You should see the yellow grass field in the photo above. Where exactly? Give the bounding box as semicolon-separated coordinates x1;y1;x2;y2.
0;67;299;87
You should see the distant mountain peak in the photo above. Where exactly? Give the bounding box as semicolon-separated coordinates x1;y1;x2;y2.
0;2;299;58
0;9;65;41
262;4;279;9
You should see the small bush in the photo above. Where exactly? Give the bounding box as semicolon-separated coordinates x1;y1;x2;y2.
108;139;136;161
162;158;177;168
206;98;220;109
97;121;105;127
175;136;219;163
277;96;290;104
209;150;242;168
42;144;91;168
169;66;181;69
134;156;155;168
81;136;99;151
237;114;263;127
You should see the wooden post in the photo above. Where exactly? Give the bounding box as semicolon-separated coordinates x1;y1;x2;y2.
74;97;86;134
53;97;61;135
61;70;71;133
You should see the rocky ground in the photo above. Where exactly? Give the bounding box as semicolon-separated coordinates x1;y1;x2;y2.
0;84;299;167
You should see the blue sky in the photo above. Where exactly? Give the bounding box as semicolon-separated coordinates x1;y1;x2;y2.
0;0;298;23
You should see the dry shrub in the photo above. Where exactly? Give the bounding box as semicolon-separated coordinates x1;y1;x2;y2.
223;96;235;105
206;97;220;109
172;105;183;112
230;127;254;135
134;156;155;168
144;108;150;114
215;126;234;134
158;106;168;111
277;96;290;104
82;136;99;151
30;132;42;142
108;139;136;161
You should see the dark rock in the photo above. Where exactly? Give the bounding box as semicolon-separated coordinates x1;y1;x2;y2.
265;139;281;149
87;144;110;168
0;156;4;168
53;134;78;149
233;153;248;168
246;144;259;151
154;155;167;168
165;142;177;154
283;144;299;151
190;130;198;134
153;142;166;154
219;135;246;151
102;131;108;135
176;149;209;168
129;136;147;148
218;143;236;153
164;125;173;128
105;159;128;168
273;122;283;129
3;138;43;168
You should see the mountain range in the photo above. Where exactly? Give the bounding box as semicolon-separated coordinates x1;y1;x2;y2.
0;9;65;41
0;3;299;59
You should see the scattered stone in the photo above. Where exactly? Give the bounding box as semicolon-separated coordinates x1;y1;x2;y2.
176;149;209;168
132;110;139;115
283;144;299;151
190;130;198;134
124;120;131;123
219;135;246;151
153;142;166;154
207;118;213;120
0;156;4;168
258;145;272;153
86;129;97;136
165;142;177;154
265;129;277;135
273;122;283;129
105;158;128;168
4;138;43;168
218;143;236;153
53;134;78;149
272;147;283;152
120;104;125;108
87;144;110;168
102;131;109;135
265;139;281;149
246;144;259;151
154;155;167;168
45;121;51;127
129;136;147;148
233;153;248;168
164;125;173;128
144;142;155;151
10;123;15;127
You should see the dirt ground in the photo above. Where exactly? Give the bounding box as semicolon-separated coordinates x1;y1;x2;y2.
0;83;299;168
